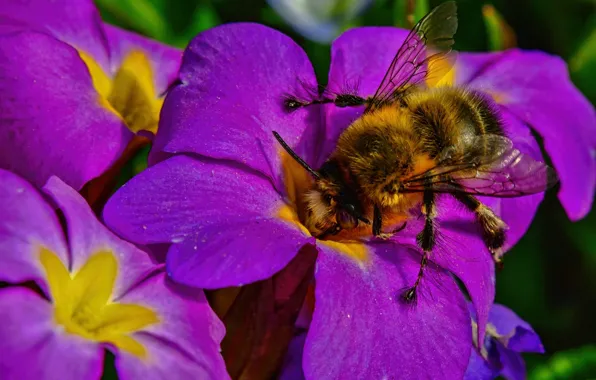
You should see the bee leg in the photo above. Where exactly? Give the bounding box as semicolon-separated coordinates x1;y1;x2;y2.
283;94;366;111
334;94;366;107
372;204;383;236
403;190;436;303
452;193;508;264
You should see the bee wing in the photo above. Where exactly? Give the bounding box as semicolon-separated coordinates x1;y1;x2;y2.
402;135;559;197
366;1;458;112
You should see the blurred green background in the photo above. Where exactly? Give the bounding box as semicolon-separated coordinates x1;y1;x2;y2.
96;0;596;378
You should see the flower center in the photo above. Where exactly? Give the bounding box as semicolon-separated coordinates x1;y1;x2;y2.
38;247;159;359
78;50;163;134
276;150;369;263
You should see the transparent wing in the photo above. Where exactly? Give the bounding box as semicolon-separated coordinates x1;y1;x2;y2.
366;1;458;112
401;135;559;197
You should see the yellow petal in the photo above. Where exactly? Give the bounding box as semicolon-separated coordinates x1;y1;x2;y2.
71;250;118;315
95;303;160;336
106;334;149;359
108;50;161;133
38;247;73;322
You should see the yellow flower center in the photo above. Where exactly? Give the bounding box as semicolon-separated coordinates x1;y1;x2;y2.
39;247;159;359
78;50;163;134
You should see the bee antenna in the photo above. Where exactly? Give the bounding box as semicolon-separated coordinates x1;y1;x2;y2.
272;131;321;180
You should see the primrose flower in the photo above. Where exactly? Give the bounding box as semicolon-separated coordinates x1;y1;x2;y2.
0;0;181;191
465;304;544;380
104;24;594;377
0;169;227;379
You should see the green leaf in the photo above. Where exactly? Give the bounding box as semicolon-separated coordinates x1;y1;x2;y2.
529;346;596;380
569;16;596;103
172;0;221;48
94;0;169;40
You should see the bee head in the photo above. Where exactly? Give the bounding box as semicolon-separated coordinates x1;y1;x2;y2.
272;131;369;238
304;178;370;238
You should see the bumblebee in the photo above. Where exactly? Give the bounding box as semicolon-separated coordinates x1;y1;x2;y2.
274;1;558;302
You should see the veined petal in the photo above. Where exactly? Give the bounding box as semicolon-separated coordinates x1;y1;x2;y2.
0;0;110;70
0;170;68;287
42;176;157;299
0;31;131;191
489;107;544;250
152;23;320;188
115;273;228;379
104;155;289;245
464;349;499;380
0;287;104;380
461;49;596;220
103;24;181;97
304;242;471;379
166;220;312;288
104;155;311;287
488;304;544;354
116;333;229;380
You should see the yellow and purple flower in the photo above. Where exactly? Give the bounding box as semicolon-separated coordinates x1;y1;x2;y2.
0;169;227;379
465;304;544;380
0;0;181;191
103;24;594;377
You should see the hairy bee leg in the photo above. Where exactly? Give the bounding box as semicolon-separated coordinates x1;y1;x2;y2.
373;204;383;236
452;192;507;264
403;190;436;303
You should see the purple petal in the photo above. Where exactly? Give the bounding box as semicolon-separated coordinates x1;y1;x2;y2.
103;24;182;95
104;155;288;244
116;333;229;380
0;169;68;286
495;343;526;380
167;220;311;289
115;273;228;379
489;304;544;354
152;23;320;187
0;287;104;379
490;107;544;250
0;0;110;69
0;31;130;190
43;176;157;298
279;333;306;380
104;155;311;287
304;242;471;379
464;348;499;380
462;49;596;220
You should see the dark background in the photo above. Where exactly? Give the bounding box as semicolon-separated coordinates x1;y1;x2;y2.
96;0;596;377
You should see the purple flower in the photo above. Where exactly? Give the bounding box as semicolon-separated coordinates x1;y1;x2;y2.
280;303;544;380
0;0;181;191
0;169;227;379
465;304;544;380
103;24;594;377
